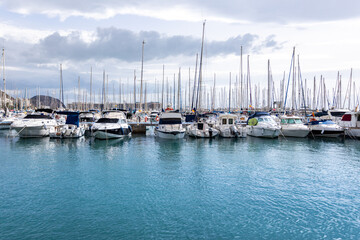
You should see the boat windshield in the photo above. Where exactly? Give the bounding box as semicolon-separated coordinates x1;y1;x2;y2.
159;118;182;125
24;114;53;119
80;117;94;122
96;118;119;123
258;117;275;123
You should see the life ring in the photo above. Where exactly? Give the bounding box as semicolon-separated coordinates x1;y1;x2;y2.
156;116;159;121
145;116;148;122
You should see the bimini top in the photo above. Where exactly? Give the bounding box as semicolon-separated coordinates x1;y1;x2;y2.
247;112;270;124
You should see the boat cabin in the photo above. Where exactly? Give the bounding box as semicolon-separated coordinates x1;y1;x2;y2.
219;114;237;125
340;112;360;128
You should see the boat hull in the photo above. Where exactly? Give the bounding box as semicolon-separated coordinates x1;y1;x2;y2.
246;126;280;138
281;128;310;138
309;129;344;138
155;129;185;139
219;127;246;138
93;129;131;140
12;125;50;138
344;128;360;138
0;122;12;130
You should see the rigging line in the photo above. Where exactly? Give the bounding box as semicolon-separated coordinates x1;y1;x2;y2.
283;49;295;112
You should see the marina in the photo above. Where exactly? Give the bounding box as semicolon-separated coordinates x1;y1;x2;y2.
1;1;360;239
1;132;360;239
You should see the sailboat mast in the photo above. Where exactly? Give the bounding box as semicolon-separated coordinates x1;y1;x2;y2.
212;73;216;111
349;68;352;109
101;70;105;110
188;67;191;111
177;67;181;111
267;59;271;111
229;72;231;112
197;21;206;112
133;70;136;111
191;54;198;111
59;64;63;108
90;66;92;109
161;65;164;110
140;40;145;111
2;47;5;109
240;46;243;109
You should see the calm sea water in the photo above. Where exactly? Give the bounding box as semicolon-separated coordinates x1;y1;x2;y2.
1;130;360;239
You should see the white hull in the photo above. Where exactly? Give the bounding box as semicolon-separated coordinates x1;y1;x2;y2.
281;128;310;138
49;125;85;139
187;123;219;138
247;126;280;138
155;129;185;139
12;125;50;138
309;125;344;138
188;129;219;138
344;128;360;138
93;130;131;140
218;126;246;138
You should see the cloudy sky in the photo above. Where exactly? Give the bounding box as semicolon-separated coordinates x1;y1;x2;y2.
0;0;359;104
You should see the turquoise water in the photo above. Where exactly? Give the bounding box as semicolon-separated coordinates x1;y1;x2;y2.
1;131;360;239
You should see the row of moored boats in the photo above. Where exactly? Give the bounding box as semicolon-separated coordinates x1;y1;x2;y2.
1;108;360;140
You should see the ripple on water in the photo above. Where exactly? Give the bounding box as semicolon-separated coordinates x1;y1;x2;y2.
0;135;360;239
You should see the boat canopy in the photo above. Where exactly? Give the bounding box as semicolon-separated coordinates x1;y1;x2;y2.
247;112;270;124
66;114;80;127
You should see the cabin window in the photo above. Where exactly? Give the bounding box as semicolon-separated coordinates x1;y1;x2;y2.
281;119;287;124
357;115;360;122
295;119;303;124
288;119;295;124
228;119;234;124
197;123;204;130
258;118;264;122
342;114;351;121
222;119;227;125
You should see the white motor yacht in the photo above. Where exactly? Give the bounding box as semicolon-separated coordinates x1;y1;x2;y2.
217;114;246;138
279;115;310;138
246;112;281;138
11;109;58;137
154;112;185;139
187;119;219;138
92;111;132;140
